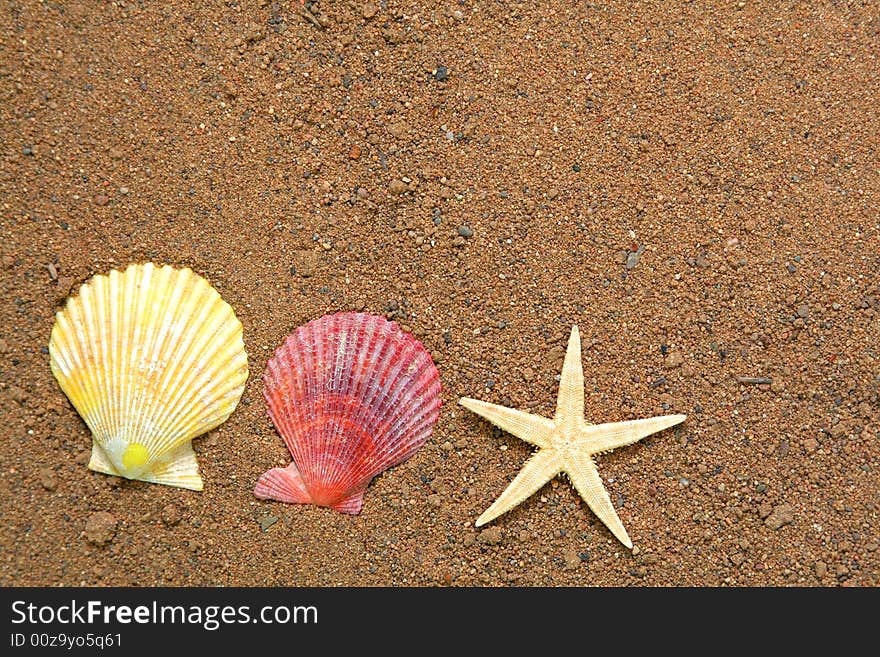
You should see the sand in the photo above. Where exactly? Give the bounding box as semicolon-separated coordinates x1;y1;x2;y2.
1;1;877;586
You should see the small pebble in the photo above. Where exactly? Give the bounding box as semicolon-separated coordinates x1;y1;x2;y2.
457;225;474;238
563;547;581;570
764;503;794;530
38;468;57;491
161;504;182;526
478;526;503;545
361;3;378;19
85;512;117;547
433;66;449;82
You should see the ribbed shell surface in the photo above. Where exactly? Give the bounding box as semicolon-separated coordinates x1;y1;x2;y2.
48;263;249;490
257;312;441;512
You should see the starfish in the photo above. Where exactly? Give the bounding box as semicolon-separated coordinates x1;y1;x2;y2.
460;325;685;549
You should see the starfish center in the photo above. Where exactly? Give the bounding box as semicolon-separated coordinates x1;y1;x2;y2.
555;425;580;450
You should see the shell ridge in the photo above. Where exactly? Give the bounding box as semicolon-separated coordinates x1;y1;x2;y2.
131;264;181;458
346;314;389;459
49;316;90;429
82;277;113;444
344;339;431;477
380;363;442;445
167;359;248;440
312;320;332;491
71;278;101;439
313;322;340;497
167;313;247;439
118;265;137;469
105;270;121;444
93;272;115;442
339;318;398;477
316;314;389;495
378;404;441;469
345;349;440;485
129;264;182;451
138;271;212;452
63;295;107;441
263;363;303;459
147;295;244;445
123;263;160;460
323;315;435;497
288;330;320;496
265;334;314;493
141;272;235;454
110;268;128;449
323;314;364;491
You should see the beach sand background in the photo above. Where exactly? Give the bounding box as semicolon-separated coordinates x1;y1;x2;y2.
1;1;878;586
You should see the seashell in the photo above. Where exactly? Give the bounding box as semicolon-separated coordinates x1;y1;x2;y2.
255;312;441;514
49;263;249;490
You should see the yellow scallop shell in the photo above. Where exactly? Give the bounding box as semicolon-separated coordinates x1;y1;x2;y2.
48;263;249;490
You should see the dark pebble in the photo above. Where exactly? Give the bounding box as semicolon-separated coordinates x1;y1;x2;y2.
22;146;34;156
457;225;474;238
434;66;449;82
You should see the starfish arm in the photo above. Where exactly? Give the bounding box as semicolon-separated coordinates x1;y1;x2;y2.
475;448;561;527
566;452;633;549
555;325;585;425
459;397;554;448
582;414;686;454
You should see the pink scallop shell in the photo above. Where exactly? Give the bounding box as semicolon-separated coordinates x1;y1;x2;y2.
254;312;442;514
